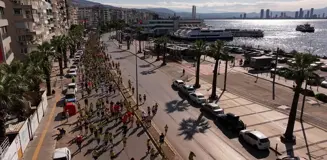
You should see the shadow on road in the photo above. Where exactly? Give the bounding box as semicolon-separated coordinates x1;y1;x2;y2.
165;99;189;113
238;137;270;159
116;54;134;60
140;65;163;75
56;98;64;107
139;64;151;68
178;113;211;140
213;120;239;139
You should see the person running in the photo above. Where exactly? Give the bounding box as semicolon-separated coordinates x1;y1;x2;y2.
92;149;99;160
84;120;89;135
147;106;151;117
108;132;113;144
110;149;115;159
122;136;127;148
103;131;109;146
146;139;151;153
76;134;83;152
136;119;141;128
143;94;147;102
89;123;95;134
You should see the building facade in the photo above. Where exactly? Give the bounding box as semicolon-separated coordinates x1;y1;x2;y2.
3;0;68;59
78;5;156;28
0;0;13;64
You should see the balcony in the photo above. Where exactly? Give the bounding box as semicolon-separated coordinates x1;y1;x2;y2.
5;50;14;65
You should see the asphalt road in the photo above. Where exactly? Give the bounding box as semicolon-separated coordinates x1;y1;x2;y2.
103;34;278;160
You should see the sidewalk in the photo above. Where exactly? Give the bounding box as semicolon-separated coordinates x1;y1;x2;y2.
23;62;72;160
116;38;327;159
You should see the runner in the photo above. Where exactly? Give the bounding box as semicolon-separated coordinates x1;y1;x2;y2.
122;136;127;148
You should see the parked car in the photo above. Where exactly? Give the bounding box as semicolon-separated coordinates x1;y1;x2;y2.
53;147;71;160
65;89;76;104
180;85;195;95
239;129;270;150
201;103;224;116
276;155;308;160
67;83;77;93
321;80;327;88
172;80;185;89
67;69;77;77
216;113;246;131
70;65;78;70
189;92;207;104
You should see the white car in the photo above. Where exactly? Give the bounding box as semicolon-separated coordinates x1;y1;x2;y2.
70;65;78;70
321;80;327;88
67;83;77;92
180;85;195;95
189;92;207;104
53;147;71;160
172;80;185;89
67;69;77;77
202;103;224;115
239;129;270;150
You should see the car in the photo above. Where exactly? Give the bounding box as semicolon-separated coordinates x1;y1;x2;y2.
70;65;78;70
53;147;71;160
65;89;76;104
201;103;224;116
216;113;246;131
67;69;77;77
180;85;195;95
239;129;270;150
276;155;308;160
189;92;207;104
172;80;185;89
67;83;77;93
321;80;327;88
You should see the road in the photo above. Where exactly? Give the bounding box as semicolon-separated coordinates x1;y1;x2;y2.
103;34;278;160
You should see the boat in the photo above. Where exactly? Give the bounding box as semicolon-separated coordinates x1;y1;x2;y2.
170;28;233;41
225;29;264;37
296;23;315;33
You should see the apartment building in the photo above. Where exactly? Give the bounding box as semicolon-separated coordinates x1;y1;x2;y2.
78;5;156;28
69;6;78;25
3;0;68;59
0;0;13;64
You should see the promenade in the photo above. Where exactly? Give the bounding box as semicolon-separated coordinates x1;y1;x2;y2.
22;46;160;159
109;36;327;160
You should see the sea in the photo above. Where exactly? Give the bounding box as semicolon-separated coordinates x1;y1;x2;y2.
204;19;327;56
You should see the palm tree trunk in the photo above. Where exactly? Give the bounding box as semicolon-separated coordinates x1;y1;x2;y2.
194;55;201;88
45;71;52;96
156;45;160;61
223;60;228;91
138;40;142;53
58;57;63;76
282;80;303;143
162;43;167;65
210;59;219;99
63;48;68;68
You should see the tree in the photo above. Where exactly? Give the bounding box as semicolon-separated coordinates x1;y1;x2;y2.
61;35;69;68
207;40;223;99
29;41;54;96
281;53;317;143
51;36;64;76
193;40;206;88
154;38;162;61
160;36;169;66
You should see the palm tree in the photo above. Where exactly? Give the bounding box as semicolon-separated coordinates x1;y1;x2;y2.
29;41;54;95
221;50;234;92
51;36;64;76
207;40;224;99
60;35;69;68
193;40;206;88
281;53;317;143
160;36;169;66
135;27;143;53
154;37;162;61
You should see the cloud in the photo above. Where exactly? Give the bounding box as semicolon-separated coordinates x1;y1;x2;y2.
101;0;327;12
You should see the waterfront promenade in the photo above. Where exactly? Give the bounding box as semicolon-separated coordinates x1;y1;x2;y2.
109;36;327;160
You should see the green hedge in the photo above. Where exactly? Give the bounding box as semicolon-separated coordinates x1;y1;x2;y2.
315;93;327;103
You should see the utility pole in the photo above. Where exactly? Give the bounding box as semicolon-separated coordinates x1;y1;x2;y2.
135;41;139;109
272;48;279;100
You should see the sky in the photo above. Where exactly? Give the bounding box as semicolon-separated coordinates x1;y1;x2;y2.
90;0;327;13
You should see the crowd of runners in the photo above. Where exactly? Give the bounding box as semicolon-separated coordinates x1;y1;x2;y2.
66;33;160;160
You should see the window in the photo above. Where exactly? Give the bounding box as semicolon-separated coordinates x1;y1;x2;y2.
0;7;4;19
14;8;22;15
21;48;28;54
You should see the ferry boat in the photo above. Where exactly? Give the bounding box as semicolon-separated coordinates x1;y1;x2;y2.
296;23;315;33
170;28;233;41
225;29;264;37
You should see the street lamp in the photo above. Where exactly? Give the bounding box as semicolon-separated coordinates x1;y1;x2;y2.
135;40;139;109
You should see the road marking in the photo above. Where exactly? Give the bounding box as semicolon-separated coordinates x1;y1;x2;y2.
32;92;60;160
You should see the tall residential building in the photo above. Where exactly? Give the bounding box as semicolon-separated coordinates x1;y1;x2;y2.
323;13;325;18
260;9;264;19
0;0;13;64
299;8;303;18
191;5;196;19
310;8;314;18
3;0;67;59
295;11;299;18
266;9;270;19
239;14;242;19
69;6;78;25
243;13;246;19
306;10;310;18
